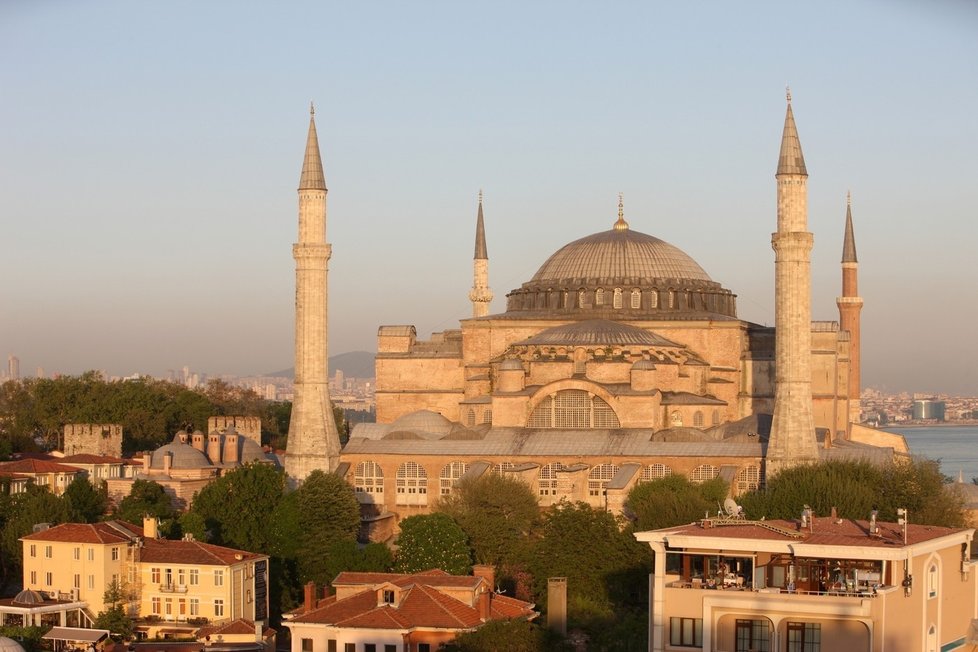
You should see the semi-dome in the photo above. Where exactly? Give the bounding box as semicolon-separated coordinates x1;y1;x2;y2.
530;227;712;285
389;410;454;436
150;442;211;469
0;638;25;652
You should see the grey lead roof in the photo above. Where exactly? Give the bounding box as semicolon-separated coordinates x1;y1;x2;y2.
299;108;327;191
517;319;682;348
777;100;807;177
842;195;858;263
474;195;488;260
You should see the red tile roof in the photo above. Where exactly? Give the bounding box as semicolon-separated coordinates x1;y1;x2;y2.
656;516;968;548
291;570;536;630
21;521;143;544
0;459;83;474
196;619;275;639
59;454;127;464
139;538;265;566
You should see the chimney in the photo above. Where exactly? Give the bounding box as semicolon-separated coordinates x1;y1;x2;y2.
478;587;491;622
207;433;222;465
143;516;159;539
830;506;837;519
162;451;172;474
254;621;263;643
303;581;316;613
224;433;239;465
547;577;567;636
191;431;206;453
142;453;151;472
177;430;189;445
472;564;495;590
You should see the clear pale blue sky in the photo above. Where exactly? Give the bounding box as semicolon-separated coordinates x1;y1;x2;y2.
2;1;976;395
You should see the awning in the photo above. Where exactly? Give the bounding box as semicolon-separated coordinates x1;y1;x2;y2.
43;628;110;643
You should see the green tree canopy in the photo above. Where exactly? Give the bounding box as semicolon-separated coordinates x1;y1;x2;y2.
439;474;539;566
394;513;471;576
294;470;361;585
62;476;108;523
114;479;176;534
1;485;71;571
626;475;728;531
440;618;560;652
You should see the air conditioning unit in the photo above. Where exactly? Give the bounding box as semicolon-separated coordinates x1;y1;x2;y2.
71;588;81;601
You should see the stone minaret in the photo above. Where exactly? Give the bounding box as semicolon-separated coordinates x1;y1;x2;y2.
468;191;493;318
285;105;342;484
767;91;820;473
837;191;863;428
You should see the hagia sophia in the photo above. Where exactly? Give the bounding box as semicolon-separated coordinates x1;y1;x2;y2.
283;94;908;529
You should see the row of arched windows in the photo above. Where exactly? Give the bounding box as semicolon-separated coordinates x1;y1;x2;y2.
353;461;761;504
527;390;621;428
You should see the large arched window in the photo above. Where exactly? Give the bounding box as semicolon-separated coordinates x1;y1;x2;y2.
613;288;623;309
649;291;658;308
395;462;428;506
928;563;939;599
538;463;564;497
354;461;384;496
712;409;721;426
689;464;719;484
466;409;476;427
595;288;605;306
640;463;673;482
527;390;620;429
630;289;641;309
482;408;492;425
693;411;704;427
588;464;620;497
439;461;468;496
735;465;760;494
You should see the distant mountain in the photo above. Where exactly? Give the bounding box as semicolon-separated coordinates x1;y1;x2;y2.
267;351;376;379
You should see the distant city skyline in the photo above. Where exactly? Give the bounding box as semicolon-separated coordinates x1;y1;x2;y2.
2;2;976;395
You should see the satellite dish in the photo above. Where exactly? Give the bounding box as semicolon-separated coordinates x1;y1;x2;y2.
724;498;740;517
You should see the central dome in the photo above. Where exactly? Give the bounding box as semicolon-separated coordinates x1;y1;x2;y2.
530;227;712;284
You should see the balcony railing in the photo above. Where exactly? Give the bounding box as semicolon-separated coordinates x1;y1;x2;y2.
667;580;884;597
158;583;189;593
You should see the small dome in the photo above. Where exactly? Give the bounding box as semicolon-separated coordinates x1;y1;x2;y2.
0;638;25;652
389;410;454;436
240;438;266;464
150;442;211;469
12;589;45;605
500;359;524;371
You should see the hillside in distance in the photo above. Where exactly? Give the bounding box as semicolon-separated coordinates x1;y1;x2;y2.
267;351;375;379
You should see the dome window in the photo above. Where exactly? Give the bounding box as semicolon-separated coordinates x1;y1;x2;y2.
649;291;658;308
595;288;604;306
631;289;641;309
613;288;623;309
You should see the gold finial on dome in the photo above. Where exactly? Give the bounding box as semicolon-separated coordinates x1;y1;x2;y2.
310;101;315;116
786;86;791;103
613;192;629;231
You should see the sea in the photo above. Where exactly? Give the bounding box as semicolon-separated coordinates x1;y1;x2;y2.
884;425;978;484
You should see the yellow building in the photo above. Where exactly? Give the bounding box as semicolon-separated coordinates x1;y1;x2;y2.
635;513;977;652
20;518;269;637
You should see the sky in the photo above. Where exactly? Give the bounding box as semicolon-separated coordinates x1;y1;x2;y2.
1;1;976;395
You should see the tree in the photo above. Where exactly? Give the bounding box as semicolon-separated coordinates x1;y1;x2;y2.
94;579;134;641
393;513;471;575
294;470;361;584
440;618;561;652
1;485;71;573
114;479;176;534
316;540;393;586
186;463;289;552
63;476;108;523
439;474;539;566
626;475;727;531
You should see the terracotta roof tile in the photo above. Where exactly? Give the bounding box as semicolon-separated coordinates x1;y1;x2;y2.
59;454;127;464
139;538;264;566
0;459;83;474
21;521;143;544
196;619;274;638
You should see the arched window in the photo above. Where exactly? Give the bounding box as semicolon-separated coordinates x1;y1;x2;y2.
670;410;683;427
482;408;492;425
354;461;384;495
712;409;721;426
526;390;620;429
588;464;620;497
538;463;564;496
735;465;760;494
466;409;476;427
578;288;586;308
595;288;604;306
693;411;704;427
649;291;658;308
640;464;673;482
492;462;517;476
630;289;641;309
668;290;675;308
395;462;428;506
928;563;938;599
690;465;719;484
613;288;623;309
439;461;468;496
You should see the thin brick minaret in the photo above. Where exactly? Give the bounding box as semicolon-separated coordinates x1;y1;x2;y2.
285;104;342;484
837;191;863;428
468;191;493;318
767;90;820;473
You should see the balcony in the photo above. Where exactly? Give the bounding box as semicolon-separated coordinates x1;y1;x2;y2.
667;579;885;598
158;584;189;594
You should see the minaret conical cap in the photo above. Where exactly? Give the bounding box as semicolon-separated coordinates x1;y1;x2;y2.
299;104;327;191
842;191;858;263
777;90;808;176
474;191;488;260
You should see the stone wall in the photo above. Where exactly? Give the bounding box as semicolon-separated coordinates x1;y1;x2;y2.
63;423;123;457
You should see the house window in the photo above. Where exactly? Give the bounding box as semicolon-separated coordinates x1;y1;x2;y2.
439;461;468;496
164;599;172;616
587;464;620;497
344;645;355;652
151;568;161;583
395;462;428;506
354;461;384;495
152;597;161;615
214;599;224;617
87;548;94;561
45;545;52;558
189;569;199;586
29;544;36;558
385;646;396;652
301;639;313;652
327;641;336;652
365;645;376;652
29;571;37;584
383;590;395;604
613;288;623;309
190;599;199;616
418;646;431;652
735;619;770;652
690;465;719;484
178;569;185;586
111;547;119;561
164;568;173;586
88;575;94;589
214;569;224;586
786;622;820;652
45;572;52;586
640;464;673;481
73;547;80;560
928;563;938;598
73;574;80;588
631;289;641;309
670;617;703;647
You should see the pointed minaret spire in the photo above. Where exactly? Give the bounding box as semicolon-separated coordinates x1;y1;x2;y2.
469;190;494;318
777;89;808;177
613;193;629;231
838;191;864;431
299;105;327;191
